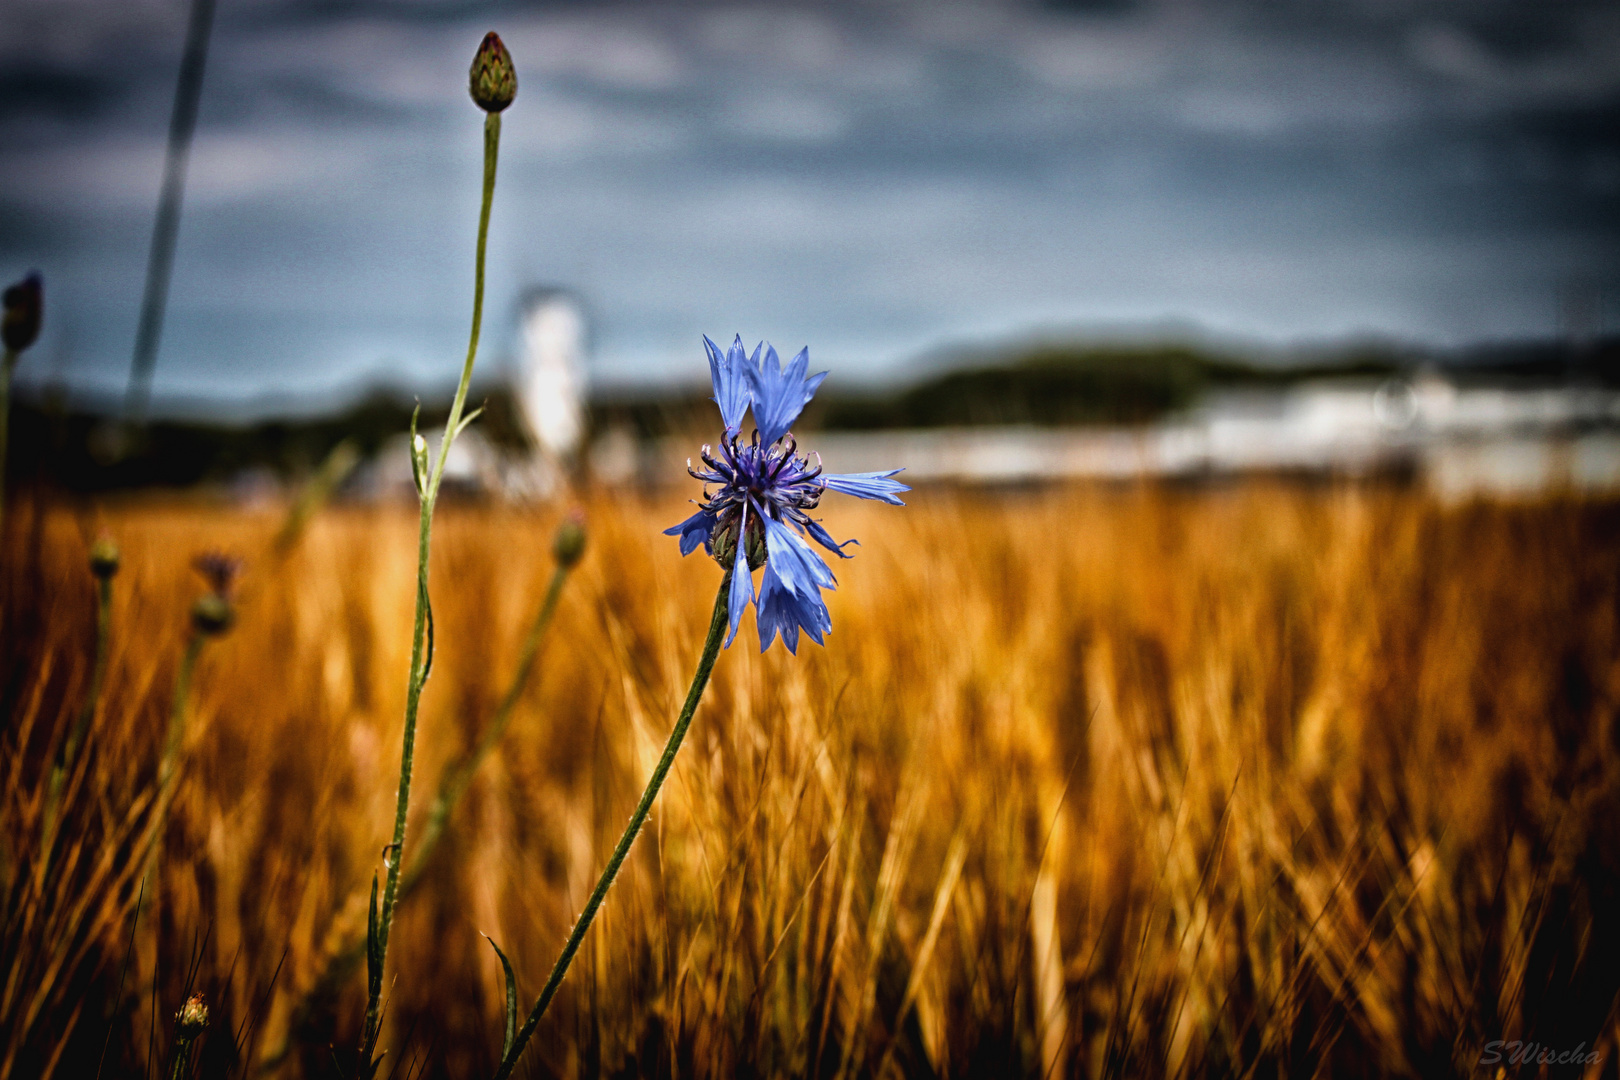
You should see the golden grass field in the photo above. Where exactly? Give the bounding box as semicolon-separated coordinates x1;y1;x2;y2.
3;482;1619;1079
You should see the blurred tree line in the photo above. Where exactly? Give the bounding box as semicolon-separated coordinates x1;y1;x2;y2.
6;335;1616;491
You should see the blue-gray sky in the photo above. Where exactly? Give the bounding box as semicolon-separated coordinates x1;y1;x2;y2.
1;0;1617;412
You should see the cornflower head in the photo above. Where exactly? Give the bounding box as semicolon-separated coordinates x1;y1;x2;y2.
0;272;42;533
189;552;241;637
492;348;891;1079
2;273;42;353
175;993;209;1039
191;551;241;598
171;993;209;1080
665;335;908;653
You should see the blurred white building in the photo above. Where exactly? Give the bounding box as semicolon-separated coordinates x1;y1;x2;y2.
797;374;1620;500
515;288;588;462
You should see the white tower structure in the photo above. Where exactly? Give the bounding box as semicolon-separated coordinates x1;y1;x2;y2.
516;289;587;460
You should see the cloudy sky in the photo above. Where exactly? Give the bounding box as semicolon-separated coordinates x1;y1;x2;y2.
1;0;1617;411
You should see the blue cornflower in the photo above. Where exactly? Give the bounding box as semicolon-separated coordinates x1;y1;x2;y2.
665;335;908;653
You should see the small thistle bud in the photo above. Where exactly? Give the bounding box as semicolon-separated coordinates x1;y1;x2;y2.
191;593;235;637
89;536;121;580
552;509;587;568
175;993;209;1039
469;32;516;113
2;272;42;353
191;552;242;599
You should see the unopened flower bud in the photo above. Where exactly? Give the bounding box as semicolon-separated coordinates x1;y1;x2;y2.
469;32;516;113
2;273;42;353
410;433;429;496
175;993;209;1039
711;512;766;572
89;536;120;580
191;593;235;637
552;509;587;568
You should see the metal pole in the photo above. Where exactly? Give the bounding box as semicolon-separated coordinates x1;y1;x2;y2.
125;0;218;422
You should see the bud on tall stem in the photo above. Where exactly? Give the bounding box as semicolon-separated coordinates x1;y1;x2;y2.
469;32;516;113
0;273;43;536
42;537;121;866
169;993;209;1080
359;31;515;1067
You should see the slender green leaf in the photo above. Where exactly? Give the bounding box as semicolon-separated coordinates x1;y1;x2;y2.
366;870;381;1000
419;581;435;687
408;405;426;500
482;934;518;1059
453;403;486;440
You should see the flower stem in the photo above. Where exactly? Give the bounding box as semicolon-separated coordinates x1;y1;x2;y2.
139;631;204;890
272;437;360;556
492;570;733;1080
360;109;501;1061
163;634;205;792
253;554;575;1075
167;1037;198;1080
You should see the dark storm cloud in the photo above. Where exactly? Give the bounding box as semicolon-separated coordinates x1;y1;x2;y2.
0;0;1616;408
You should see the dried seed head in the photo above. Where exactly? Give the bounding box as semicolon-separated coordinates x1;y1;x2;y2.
2;272;42;353
89;535;120;580
175;993;209;1038
552;509;587;568
191;593;235;637
469;32;516;113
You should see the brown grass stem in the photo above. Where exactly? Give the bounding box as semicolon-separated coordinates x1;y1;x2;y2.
39;573;115;872
9;490;1620;1076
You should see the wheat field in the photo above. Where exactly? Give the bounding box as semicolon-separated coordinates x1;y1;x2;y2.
3;482;1618;1078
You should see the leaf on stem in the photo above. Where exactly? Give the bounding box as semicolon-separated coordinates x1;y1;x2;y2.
418;579;435;687
366;871;382;1002
453;402;486;441
408;404;428;501
482;934;518;1059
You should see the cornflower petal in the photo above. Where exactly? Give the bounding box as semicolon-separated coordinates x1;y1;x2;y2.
762;514;835;597
663;507;717;556
821;470;910;505
756;563;830;654
794;512;857;559
747;345;827;446
726;530;753;647
704;334;753;434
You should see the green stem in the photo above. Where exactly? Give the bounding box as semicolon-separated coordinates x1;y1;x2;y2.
0;347;16;534
41;575;114;865
163;634;204;792
168;1037;196;1080
361;109;501;1061
140;632;204;892
272;437;360;556
71;576;115;768
254;558;574;1075
492;571;733;1080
